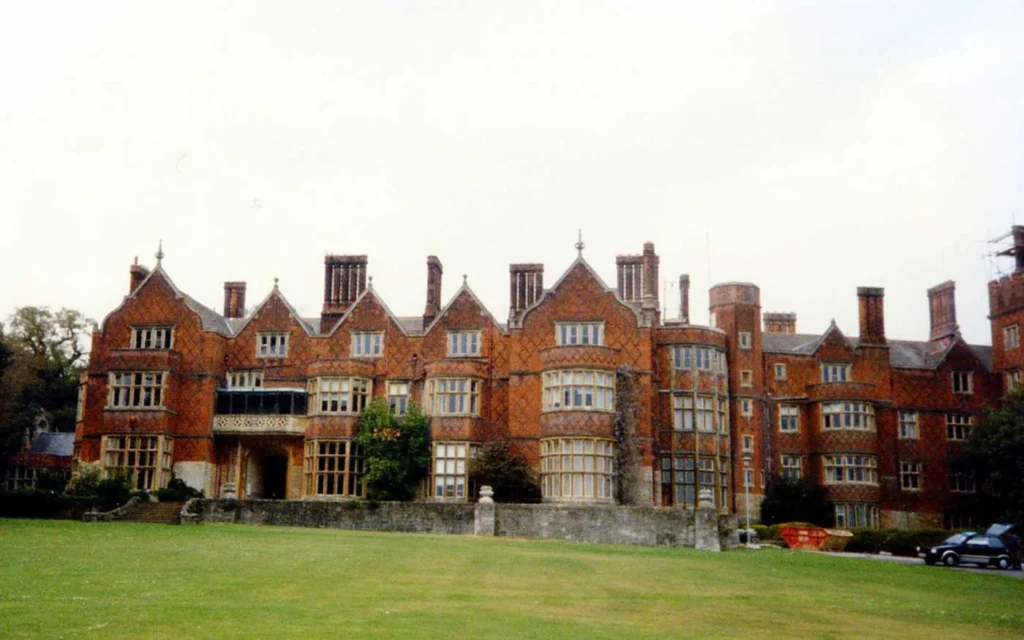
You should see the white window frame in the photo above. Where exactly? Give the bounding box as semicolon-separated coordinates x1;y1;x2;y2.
541;438;614;502
555;322;604;347
388;381;410;416
1005;324;1019;350
824;454;878;485
107;372;166;409
307;377;372;415
543;370;615;412
898;410;919;439
779;405;799;433
447;330;482;357
740;370;753;387
742;435;753;453
226;371;263;389
4;466;39;492
432;442;476;500
673;394;715;433
900;461;921;491
303;439;364;498
426;378;481;417
1007;370;1022;390
256;332;289;359
351;331;384;358
738;331;752;350
781;455;801;481
822;401;875;431
774;363;787;380
740;399;752;417
949;467;976;493
130;326;174;350
946;413;973;441
951;371;973;395
835;503;879;529
102;434;173;490
671;346;713;371
821;363;851;383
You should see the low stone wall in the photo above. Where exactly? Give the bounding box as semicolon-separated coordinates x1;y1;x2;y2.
191;498;738;550
192;499;476;535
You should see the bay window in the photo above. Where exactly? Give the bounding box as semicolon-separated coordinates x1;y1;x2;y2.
307;377;371;415
541;438;614;502
543;370;615;412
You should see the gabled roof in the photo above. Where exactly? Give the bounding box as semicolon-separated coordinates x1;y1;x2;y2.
518;255;646;327
424;280;508;335
100;265;232;336
231;285;317;337
322;284;417;337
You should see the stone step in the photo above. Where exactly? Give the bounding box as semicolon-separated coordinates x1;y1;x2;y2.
120;501;183;525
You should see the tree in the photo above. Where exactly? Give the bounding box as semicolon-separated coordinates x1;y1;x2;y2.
356;398;431;501
759;477;834;527
469;439;541;503
968;387;1024;523
0;307;95;456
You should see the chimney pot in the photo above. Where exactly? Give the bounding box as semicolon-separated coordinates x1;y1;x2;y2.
928;280;958;342
679;275;690;323
129;260;150;294
223;282;247;319
856;287;886;345
763;312;797;334
423;256;444;327
509;263;544;321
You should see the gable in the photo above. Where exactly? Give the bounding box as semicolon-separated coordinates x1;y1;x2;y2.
521;259;643;328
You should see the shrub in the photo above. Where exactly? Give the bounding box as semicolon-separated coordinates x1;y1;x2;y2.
154;478;204;502
357;398;431;501
759;477;833;526
845;528;953;556
64;465;101;497
0;488;72;518
93;472;133;511
469;439;541;503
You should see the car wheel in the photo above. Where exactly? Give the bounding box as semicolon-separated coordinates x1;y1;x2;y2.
997;557;1011;570
943;553;959;567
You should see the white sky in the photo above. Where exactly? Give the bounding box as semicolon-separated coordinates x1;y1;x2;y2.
2;2;1022;345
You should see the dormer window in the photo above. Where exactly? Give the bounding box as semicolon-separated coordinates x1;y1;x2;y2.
821;363;850;383
352;331;384;358
227;371;263;389
447;331;481;357
556;322;604;346
952;372;973;395
131;326;174;350
257;332;288;359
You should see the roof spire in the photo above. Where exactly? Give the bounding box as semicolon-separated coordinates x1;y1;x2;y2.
155;240;164;266
462;274;468;286
273;277;279;290
575;229;585;257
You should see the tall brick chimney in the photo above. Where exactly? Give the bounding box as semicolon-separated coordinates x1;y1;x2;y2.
679;274;690;323
616;254;643;304
423;256;443;327
1013;226;1024;273
763;312;797;334
509;263;544;319
223;282;247;319
641;242;660;312
129;257;149;294
321;254;368;329
928;281;958;342
856;287;886;345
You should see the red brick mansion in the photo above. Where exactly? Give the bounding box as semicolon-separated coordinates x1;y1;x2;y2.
73;228;1024;529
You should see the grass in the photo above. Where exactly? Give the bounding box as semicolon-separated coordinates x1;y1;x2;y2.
1;519;1022;639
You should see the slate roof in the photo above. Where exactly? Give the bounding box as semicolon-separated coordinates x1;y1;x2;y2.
763;332;993;371
183;295;232;336
28;432;74;457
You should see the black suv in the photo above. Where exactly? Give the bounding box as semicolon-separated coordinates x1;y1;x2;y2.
918;524;1022;570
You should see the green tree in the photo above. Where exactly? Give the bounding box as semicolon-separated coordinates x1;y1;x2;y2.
469;439;541;503
356;398;431;501
0;307;95;456
967;387;1024;523
759;477;834;527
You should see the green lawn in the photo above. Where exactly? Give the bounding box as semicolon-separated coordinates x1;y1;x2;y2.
1;519;1022;639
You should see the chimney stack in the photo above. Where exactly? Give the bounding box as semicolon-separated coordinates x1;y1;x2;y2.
616;254;643;304
129;257;149;294
321;254;368;329
1013;226;1024;273
223;282;247;319
642;242;660;311
423;256;443;327
679;274;690;323
509;263;544;320
928;281;958;342
763;312;797;334
857;287;886;345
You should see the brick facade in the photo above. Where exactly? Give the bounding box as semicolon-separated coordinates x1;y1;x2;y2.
73;232;1023;529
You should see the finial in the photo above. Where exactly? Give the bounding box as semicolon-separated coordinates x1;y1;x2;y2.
830;317;837;327
133;256;138;265
462;274;468;285
575;229;585;257
368;275;374;288
273;277;279;290
155;240;164;266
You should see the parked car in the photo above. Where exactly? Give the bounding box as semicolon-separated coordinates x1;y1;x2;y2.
918;525;1022;570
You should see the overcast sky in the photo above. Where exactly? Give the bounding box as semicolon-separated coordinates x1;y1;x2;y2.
2;2;1022;346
